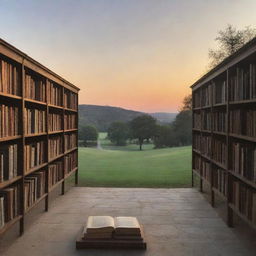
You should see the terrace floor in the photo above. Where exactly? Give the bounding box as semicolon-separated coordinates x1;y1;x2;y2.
1;187;256;256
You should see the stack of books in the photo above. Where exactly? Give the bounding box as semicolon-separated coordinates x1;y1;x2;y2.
76;216;146;249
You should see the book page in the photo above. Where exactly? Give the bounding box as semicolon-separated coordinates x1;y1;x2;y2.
86;216;115;230
114;217;140;229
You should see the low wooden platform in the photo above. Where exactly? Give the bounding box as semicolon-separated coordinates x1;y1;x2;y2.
76;228;147;250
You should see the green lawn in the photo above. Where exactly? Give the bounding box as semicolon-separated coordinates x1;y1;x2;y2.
78;133;192;188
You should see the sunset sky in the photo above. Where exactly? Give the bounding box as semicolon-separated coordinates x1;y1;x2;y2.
0;0;256;112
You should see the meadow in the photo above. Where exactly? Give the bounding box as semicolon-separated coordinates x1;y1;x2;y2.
78;133;192;188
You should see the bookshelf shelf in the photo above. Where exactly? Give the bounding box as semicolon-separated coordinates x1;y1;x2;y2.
0;176;22;190
25;98;47;106
0;135;22;142
229;133;256;143
229;204;256;230
25;132;47;138
0;215;22;236
212;188;227;201
0;92;22;100
25;194;47;214
25;163;48;176
49;178;65;193
228;171;256;190
192;38;256;231
48;130;64;135
48;104;63;110
0;39;79;237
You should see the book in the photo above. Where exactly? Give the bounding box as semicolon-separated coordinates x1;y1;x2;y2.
0;196;4;228
49;110;62;132
49;135;63;159
47;80;62;107
83;216;141;240
64;133;77;152
64;89;77;110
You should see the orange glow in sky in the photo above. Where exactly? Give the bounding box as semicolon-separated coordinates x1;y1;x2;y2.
1;0;256;112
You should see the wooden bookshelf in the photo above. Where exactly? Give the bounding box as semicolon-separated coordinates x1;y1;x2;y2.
191;38;256;230
0;39;79;236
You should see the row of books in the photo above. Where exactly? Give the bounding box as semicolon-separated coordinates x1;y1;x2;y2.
232;180;256;224
64;90;77;110
64;113;76;130
47;80;62;107
230;142;256;182
201;84;211;107
212;138;227;166
0;104;19;138
64;133;77;151
49;161;63;188
0;184;20;228
212;111;226;133
25;72;46;102
49;112;62;132
25;141;45;172
213;80;226;104
229;109;256;137
229;65;255;102
0;144;18;183
212;166;227;196
193;91;201;108
193;112;201;130
193;133;201;152
200;135;212;158
202;110;211;131
24;170;46;211
201;158;211;183
193;154;228;197
49;135;63;160
25;108;46;135
64;151;77;175
193;154;201;173
0;59;20;96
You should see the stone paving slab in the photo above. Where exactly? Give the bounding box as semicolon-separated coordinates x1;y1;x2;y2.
1;187;255;256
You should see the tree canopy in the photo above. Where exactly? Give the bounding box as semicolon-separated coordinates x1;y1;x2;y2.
130;115;157;150
107;121;130;146
79;125;98;146
209;24;256;67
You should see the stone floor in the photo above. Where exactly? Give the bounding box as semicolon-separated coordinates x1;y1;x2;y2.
1;187;256;256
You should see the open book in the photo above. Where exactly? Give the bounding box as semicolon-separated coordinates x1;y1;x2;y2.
83;216;141;239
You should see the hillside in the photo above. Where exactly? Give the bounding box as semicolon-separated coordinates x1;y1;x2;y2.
79;104;177;131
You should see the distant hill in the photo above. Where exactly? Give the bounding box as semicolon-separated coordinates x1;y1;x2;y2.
79;104;177;131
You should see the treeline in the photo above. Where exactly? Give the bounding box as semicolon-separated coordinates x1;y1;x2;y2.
78;95;192;150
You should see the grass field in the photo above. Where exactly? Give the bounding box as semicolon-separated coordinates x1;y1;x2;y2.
78;133;192;188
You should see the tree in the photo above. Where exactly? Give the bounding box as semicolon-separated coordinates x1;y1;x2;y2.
130;115;157;150
79;125;98;147
209;24;256;67
107;122;130;146
180;94;192;111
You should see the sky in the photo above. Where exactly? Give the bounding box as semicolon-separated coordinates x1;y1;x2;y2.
0;0;256;112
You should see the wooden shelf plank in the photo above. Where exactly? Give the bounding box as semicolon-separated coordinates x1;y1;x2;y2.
0;92;22;100
229;171;256;189
0;135;22;143
0;215;22;236
49;178;64;192
229;99;256;105
64;128;78;133
48;130;64;135
25;194;47;214
48;104;63;110
25;132;47;138
229;133;256;143
229;204;256;230
212;187;227;201
49;153;64;163
65;167;78;179
0;176;22;189
25;163;48;176
25;98;47;106
64;108;78;113
65;147;78;154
